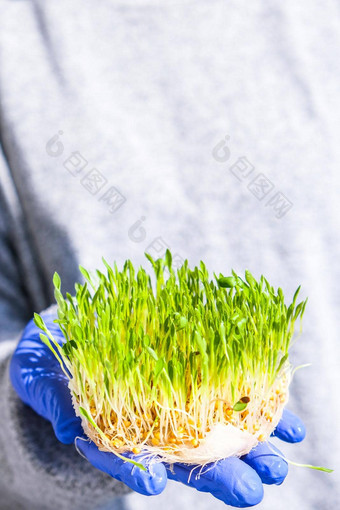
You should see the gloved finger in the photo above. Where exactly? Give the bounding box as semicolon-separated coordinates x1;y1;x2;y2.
29;374;83;444
165;457;263;508
76;438;167;496
241;442;288;485
271;409;306;443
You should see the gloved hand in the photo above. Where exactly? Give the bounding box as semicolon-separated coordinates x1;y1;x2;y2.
10;309;306;507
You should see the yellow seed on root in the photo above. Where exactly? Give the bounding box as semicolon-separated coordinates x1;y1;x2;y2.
151;437;160;446
258;434;265;442
132;447;141;454
191;438;199;447
112;439;124;448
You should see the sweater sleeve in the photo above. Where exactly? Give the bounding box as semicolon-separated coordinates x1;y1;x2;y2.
0;143;35;343
0;340;132;510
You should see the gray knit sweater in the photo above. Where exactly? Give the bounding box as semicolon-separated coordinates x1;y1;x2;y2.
0;1;339;509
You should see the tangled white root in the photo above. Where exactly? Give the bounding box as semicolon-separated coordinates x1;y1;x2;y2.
70;366;290;466
71;394;287;465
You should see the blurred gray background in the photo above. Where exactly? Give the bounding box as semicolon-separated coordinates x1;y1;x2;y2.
0;0;339;509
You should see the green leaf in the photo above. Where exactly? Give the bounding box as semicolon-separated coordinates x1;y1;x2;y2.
79;266;91;283
233;399;249;412
276;353;289;375
174;314;188;330
143;334;150;347
39;332;51;348
153;358;165;379
144;252;156;268
165;249;172;270
216;276;244;288
233;402;247;412
244;270;257;288
69;339;78;350
33;313;46;331
54;288;66;313
306;466;333;473
62;342;70;356
145;346;158;361
292;285;301;306
53;272;61;291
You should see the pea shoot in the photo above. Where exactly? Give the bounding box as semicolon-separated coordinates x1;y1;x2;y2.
34;250;328;471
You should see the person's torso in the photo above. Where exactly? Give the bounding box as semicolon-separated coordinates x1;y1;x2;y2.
0;1;339;508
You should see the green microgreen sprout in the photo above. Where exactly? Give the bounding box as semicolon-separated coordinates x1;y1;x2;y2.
33;250;332;473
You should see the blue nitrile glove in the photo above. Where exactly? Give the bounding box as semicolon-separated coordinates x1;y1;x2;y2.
10;309;306;507
77;408;305;507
